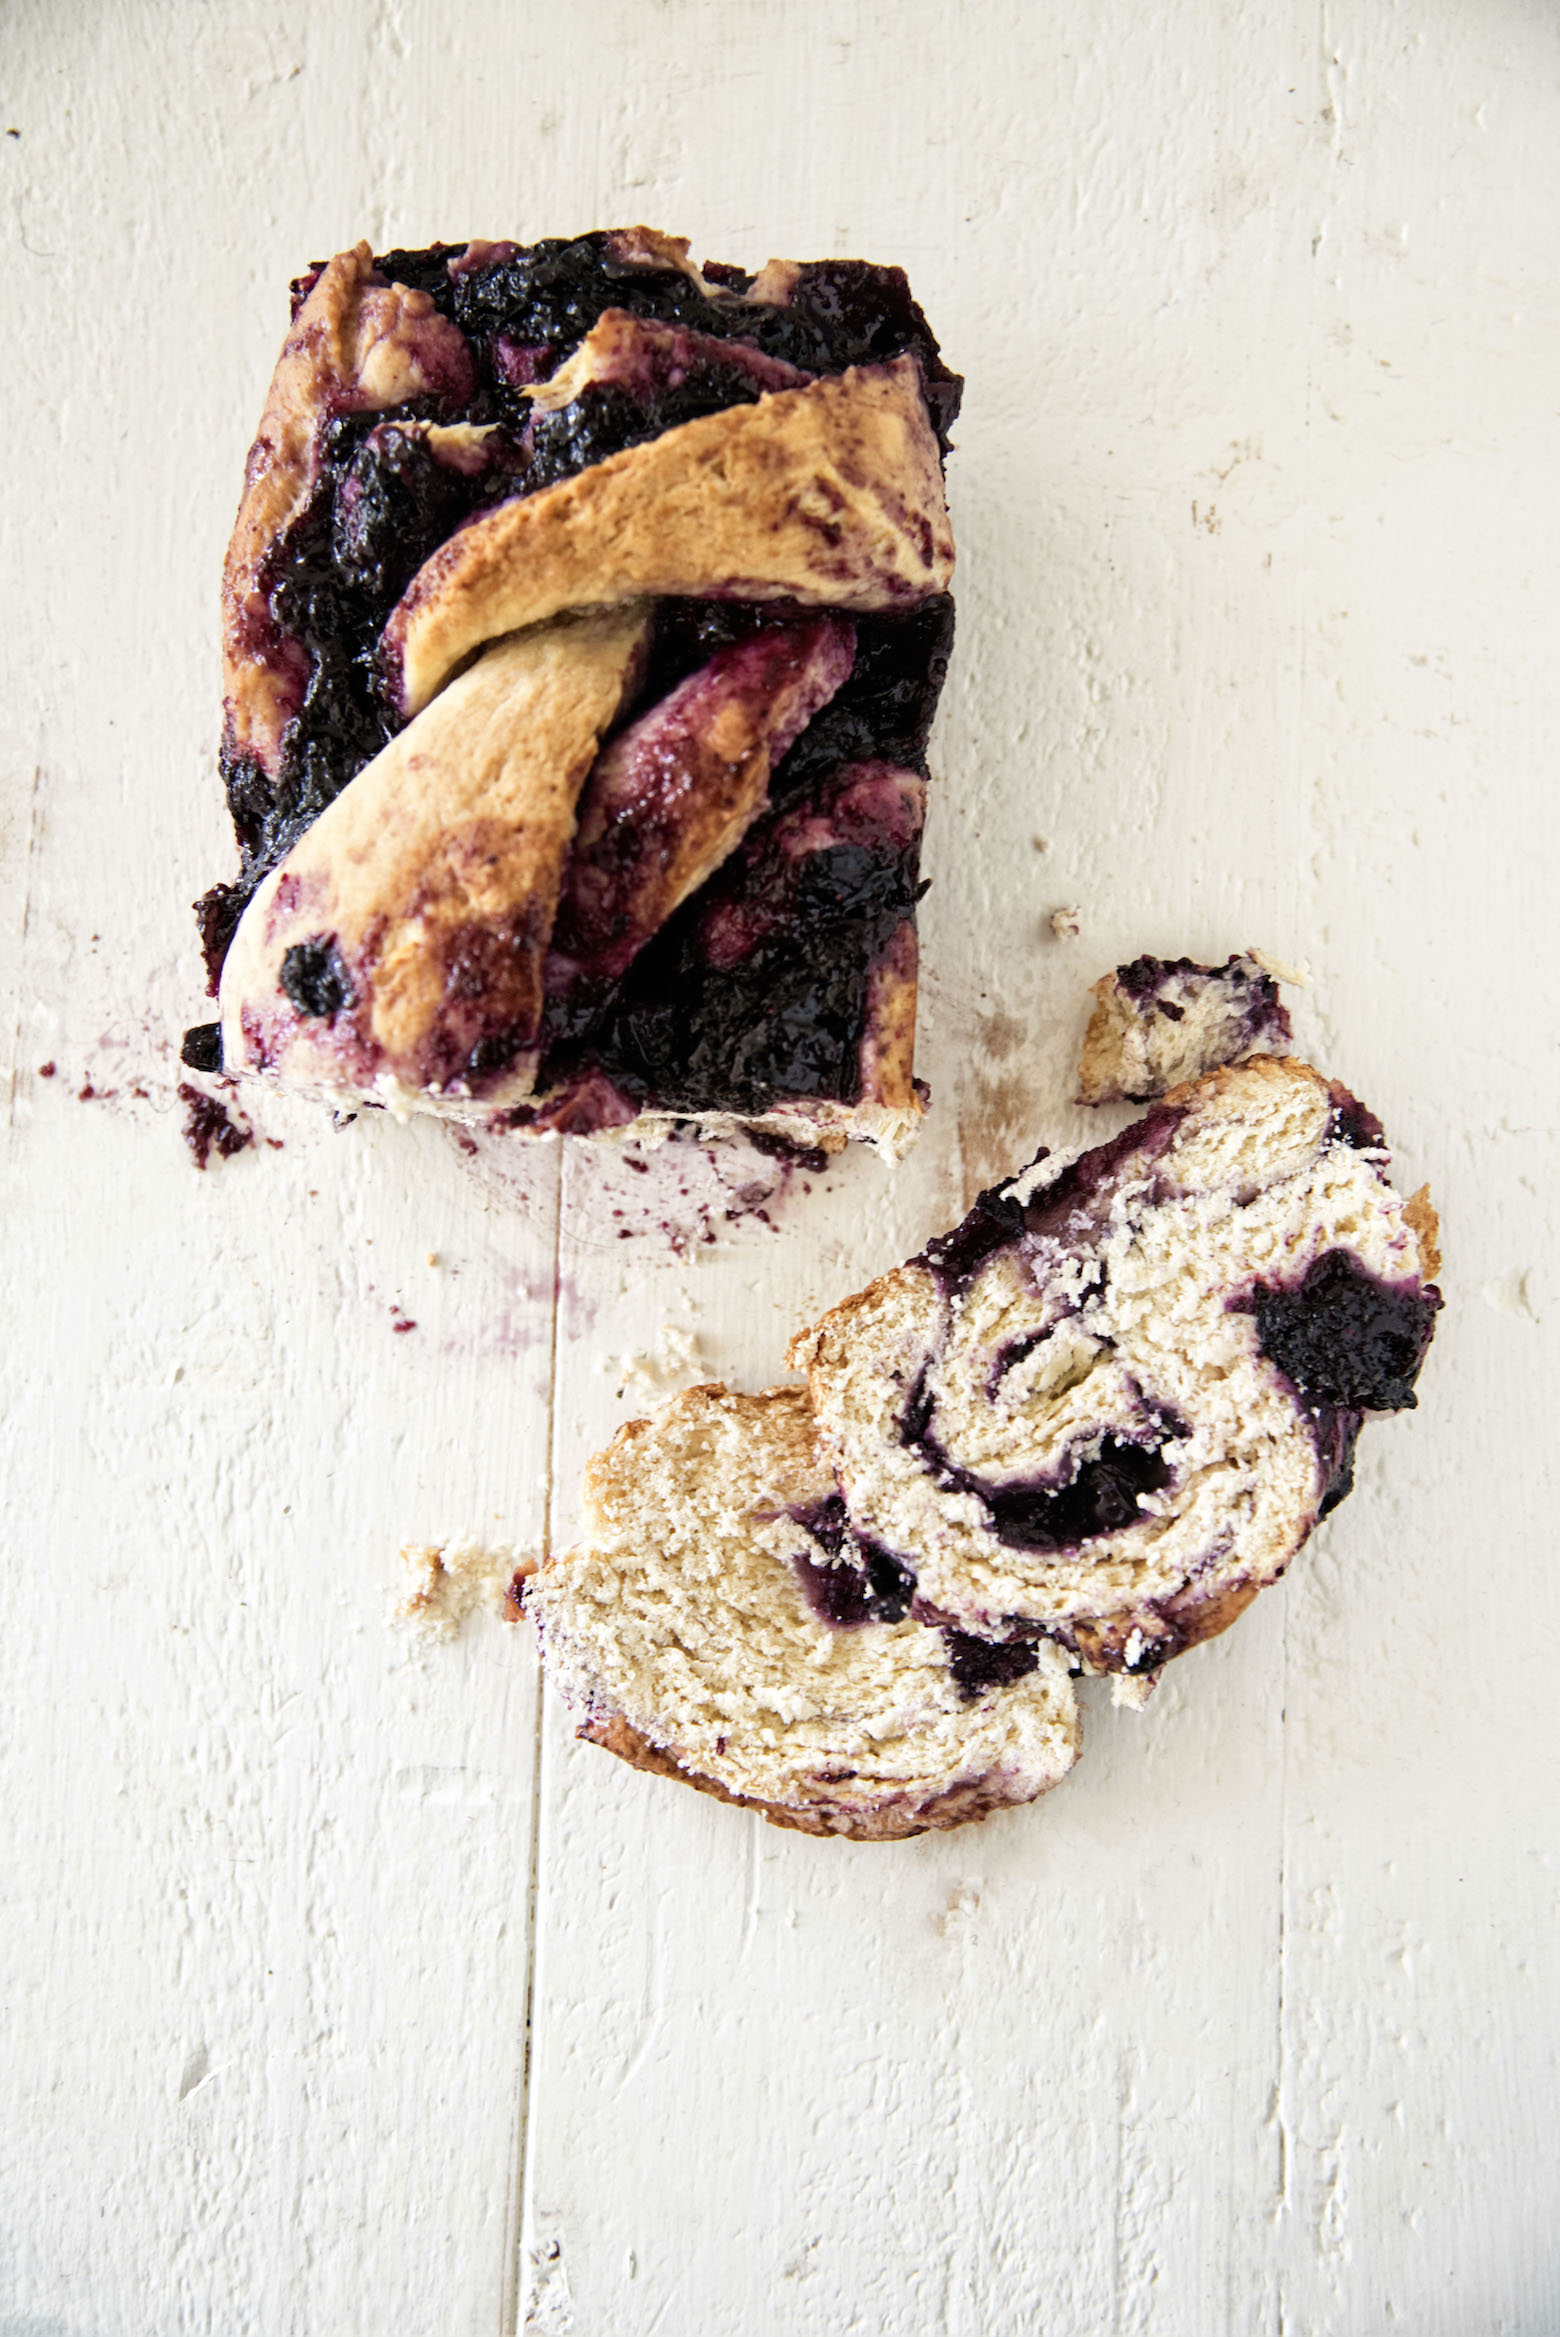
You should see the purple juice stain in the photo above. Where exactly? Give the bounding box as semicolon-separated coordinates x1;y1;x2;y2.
178;1082;253;1171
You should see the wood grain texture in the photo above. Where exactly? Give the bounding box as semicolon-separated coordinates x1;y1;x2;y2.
2;2;1557;2331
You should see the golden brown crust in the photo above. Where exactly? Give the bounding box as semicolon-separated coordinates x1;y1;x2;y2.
785;1260;922;1380
221;242;473;773
383;360;955;716
1075;968;1130;1106
1152;1049;1326;1117
1070;1577;1262;1671
1404;1184;1442;1280
220;605;651;1100
857;919;920;1115
576;1711;1053;1840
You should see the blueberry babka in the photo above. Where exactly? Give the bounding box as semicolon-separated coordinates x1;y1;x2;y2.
1076;951;1294;1105
792;1058;1441;1672
187;231;960;1155
525;1384;1082;1839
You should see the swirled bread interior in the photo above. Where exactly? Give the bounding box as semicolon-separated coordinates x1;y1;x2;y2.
791;1059;1441;1670
529;1385;1081;1839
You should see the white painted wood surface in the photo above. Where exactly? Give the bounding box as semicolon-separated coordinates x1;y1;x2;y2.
4;4;1557;2329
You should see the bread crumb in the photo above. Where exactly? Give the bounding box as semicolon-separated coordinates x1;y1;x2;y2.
393;1540;531;1641
1248;946;1310;987
601;1319;709;1404
1049;905;1082;940
1111;1670;1159;1712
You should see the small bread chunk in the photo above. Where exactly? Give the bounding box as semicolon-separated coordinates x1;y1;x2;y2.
791;1059;1441;1673
1077;952;1293;1105
528;1385;1082;1838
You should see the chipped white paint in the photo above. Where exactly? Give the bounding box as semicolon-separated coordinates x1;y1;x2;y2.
3;3;1558;2332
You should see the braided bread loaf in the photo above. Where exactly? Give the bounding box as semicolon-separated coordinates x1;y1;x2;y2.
189;233;960;1155
792;1058;1441;1671
527;1383;1082;1839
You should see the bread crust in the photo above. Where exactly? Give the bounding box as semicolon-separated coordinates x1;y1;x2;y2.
381;359;955;716
221;242;474;773
577;1711;1068;1840
220;605;651;1102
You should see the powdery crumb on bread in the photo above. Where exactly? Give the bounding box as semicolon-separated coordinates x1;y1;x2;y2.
1077;950;1295;1105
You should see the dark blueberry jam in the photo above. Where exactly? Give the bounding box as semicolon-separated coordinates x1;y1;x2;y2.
637;596;954;795
919;1107;1186;1293
790;1494;917;1627
1326;1086;1387;1151
942;1629;1042;1702
180;1022;223;1073
434;236;961;446
974;1438;1175;1552
280;937;355;1018
746;1127;831;1175
537;762;924;1115
1313;1404;1365;1516
899;1359;1181;1554
1244;1247;1440;1413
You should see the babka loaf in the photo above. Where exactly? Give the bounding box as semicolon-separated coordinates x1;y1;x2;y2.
526;1383;1082;1838
791;1058;1441;1672
1076;951;1293;1105
186;231;960;1157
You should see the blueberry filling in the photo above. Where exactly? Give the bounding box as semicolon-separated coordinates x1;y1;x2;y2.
1113;950;1286;1038
180;1022;223;1073
536;762;925;1114
1244;1247;1440;1413
1326;1088;1387;1151
279;937;355;1019
918;1106;1187;1293
975;1439;1174;1551
942;1629;1042;1701
899;1362;1179;1554
393;236;963;447
790;1494;916;1627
